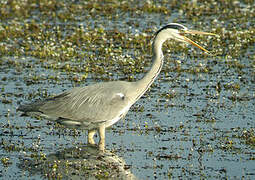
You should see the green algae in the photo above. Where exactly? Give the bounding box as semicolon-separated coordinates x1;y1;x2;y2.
0;0;254;179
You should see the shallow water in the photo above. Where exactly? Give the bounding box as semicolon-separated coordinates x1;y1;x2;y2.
0;0;255;179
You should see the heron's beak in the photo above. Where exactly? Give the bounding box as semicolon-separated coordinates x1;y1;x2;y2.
180;30;217;53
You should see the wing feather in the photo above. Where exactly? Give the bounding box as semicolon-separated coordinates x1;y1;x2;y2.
38;81;132;123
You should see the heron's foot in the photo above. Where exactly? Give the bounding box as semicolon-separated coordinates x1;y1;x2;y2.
98;125;106;152
88;138;96;145
88;129;96;145
99;141;105;152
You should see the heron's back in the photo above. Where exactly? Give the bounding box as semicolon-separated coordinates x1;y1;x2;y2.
18;81;136;129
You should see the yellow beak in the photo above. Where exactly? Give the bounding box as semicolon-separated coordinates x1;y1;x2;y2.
181;30;217;53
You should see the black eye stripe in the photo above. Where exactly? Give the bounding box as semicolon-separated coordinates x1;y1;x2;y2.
164;24;185;30
155;23;186;36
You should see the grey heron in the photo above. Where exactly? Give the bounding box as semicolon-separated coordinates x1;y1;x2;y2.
18;23;216;151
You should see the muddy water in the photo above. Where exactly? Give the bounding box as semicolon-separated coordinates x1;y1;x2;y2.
0;1;254;179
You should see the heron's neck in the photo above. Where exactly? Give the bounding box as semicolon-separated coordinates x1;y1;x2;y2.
134;36;165;99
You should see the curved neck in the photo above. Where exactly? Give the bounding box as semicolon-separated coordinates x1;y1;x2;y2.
133;35;166;100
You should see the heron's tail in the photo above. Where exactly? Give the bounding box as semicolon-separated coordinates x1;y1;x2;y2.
17;101;44;113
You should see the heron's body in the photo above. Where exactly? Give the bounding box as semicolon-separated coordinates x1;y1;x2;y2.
18;23;215;151
21;81;136;129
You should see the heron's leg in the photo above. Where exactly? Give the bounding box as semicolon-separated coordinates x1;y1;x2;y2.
99;125;105;151
88;129;96;145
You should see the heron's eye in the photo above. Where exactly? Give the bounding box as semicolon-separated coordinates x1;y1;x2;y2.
179;29;185;33
178;30;185;36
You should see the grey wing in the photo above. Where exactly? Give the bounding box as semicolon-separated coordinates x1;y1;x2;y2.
37;82;131;125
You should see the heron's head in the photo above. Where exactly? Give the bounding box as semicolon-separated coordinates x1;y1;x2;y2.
155;23;216;53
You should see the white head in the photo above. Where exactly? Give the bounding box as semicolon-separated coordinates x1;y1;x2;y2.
154;23;216;53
